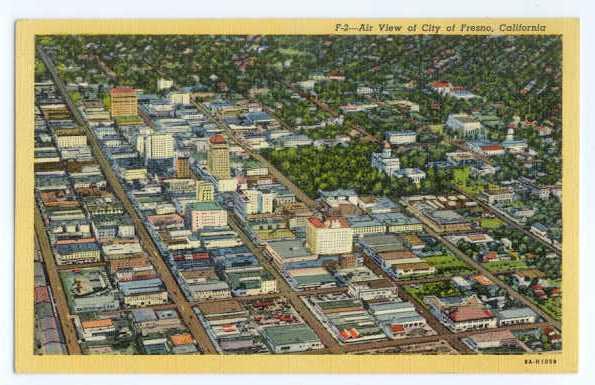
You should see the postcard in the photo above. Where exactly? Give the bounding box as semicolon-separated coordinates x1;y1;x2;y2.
14;18;579;373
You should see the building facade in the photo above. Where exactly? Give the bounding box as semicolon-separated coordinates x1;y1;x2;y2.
371;142;400;176
110;87;138;118
186;201;228;231
306;217;353;255
207;134;231;179
196;180;215;202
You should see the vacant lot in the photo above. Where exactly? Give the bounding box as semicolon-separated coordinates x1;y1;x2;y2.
424;254;475;276
483;260;529;273
480;217;504;229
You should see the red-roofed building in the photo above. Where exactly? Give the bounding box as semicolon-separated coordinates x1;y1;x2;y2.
306;216;353;255
442;305;497;332
482;251;498;262
425;295;497;332
431;81;452;93
34;286;50;303
479;144;505;156
209;134;226;145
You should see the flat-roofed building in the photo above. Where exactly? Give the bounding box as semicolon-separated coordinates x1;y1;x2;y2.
479;186;515;205
346;215;385;237
196;180;215;202
261;324;323;353
494;307;537;326
54;128;87;148
54;242;101;265
372;212;423;233
306;217;353;255
347;279;396;301
175;156;192;178
446;113;481;137
385;130;417;145
265;239;317;269
185;201;227;231
110;87;138;118
207;134;231;179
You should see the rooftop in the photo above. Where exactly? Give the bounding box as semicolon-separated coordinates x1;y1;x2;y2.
261;323;321;346
209;134;226;145
111;86;136;95
186;201;225;212
267;239;312;259
196;299;244;316
308;216;350;229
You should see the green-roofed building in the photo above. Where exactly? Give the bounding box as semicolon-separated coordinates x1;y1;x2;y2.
260;324;323;353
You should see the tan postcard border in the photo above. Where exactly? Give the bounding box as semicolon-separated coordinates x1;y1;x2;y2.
14;18;579;373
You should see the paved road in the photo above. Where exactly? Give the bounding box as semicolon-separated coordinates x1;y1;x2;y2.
38;47;218;354
454;186;561;256
228;214;343;353
34;207;82;354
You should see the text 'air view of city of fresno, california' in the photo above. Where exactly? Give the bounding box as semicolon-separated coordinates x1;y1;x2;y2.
33;34;563;357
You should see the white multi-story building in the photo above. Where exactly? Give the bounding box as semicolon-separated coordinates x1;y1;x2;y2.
306;217;353;255
157;78;174;90
186;201;228;231
446;113;481;137
144;133;175;161
385;131;417;145
395;168;427;184
235;189;275;217
371;142;400;176
167;91;191;105
55;134;87;148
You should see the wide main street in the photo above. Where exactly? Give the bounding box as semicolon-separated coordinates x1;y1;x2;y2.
38;47;218;354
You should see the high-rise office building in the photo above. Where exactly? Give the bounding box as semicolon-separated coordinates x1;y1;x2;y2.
207;134;231;179
235;189;275;216
175;156;191;178
144;133;174;160
110;87;138;118
144;133;175;172
306;217;353;255
196;180;215;202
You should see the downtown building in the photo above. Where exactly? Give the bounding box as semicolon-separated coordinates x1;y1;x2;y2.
110;86;138;118
207;134;231;179
306;216;353;255
142;133;175;173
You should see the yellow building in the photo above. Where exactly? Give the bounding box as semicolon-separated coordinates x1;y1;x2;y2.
123;291;168;307
110;86;138;118
54;243;101;265
54;128;87;148
144;133;174;160
207;134;230;179
123;168;148;181
196;180;215;202
306;217;353;255
175;156;191;178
